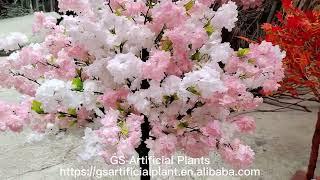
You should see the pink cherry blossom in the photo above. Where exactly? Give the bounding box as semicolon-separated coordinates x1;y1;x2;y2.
231;116;256;133
32;11;56;33
44;33;71;57
262;79;281;94
149;0;187;32
178;132;214;157
201;120;222;137
100;109;119;127
123;0;148;17
77;107;91;126
53;50;77;80
58;0;90;14
142;50;171;81
109;0;127;10
67;45;90;61
0;100;30;132
149;134;177;157
198;0;216;6
165;25;208;51
99;88;129;109
220;139;255;168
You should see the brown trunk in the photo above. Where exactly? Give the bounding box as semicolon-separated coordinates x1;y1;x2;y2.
307;109;320;179
294;0;320;10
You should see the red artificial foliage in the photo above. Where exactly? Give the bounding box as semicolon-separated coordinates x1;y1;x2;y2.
263;1;320;179
262;0;320;98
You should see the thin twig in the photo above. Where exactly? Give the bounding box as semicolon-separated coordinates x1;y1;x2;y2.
258;99;311;112
275;93;319;102
265;96;312;112
267;0;278;23
107;0;113;13
9;70;40;85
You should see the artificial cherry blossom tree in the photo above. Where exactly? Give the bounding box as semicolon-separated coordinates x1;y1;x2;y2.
0;0;284;179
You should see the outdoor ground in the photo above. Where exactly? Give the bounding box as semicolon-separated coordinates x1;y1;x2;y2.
0;14;319;180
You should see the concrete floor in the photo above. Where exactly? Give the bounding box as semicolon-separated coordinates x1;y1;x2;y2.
1;14;320;180
0;14;35;37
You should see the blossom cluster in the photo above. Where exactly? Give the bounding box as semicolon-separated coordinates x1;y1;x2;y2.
0;0;284;168
220;0;264;9
263;0;320;97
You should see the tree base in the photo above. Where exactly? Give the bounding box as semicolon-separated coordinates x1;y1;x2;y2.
306;109;320;179
291;170;319;180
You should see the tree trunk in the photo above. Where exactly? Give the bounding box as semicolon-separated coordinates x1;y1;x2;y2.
135;116;151;180
294;0;319;10
49;0;54;12
34;0;39;11
307;109;320;179
267;0;278;23
301;0;312;10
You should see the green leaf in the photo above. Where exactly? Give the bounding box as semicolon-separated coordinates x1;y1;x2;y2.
118;121;129;136
58;113;66;118
69;120;78;127
237;48;250;57
115;8;122;16
47;55;56;64
67;108;77;116
191;50;201;61
146;0;156;8
161;39;173;52
76;68;82;77
117;104;127;115
172;93;179;101
163;93;179;105
163;95;170;105
239;73;248;79
71;77;83;91
31;100;45;114
184;0;195;11
204;22;214;36
247;58;256;64
178;122;189;129
186;86;201;96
